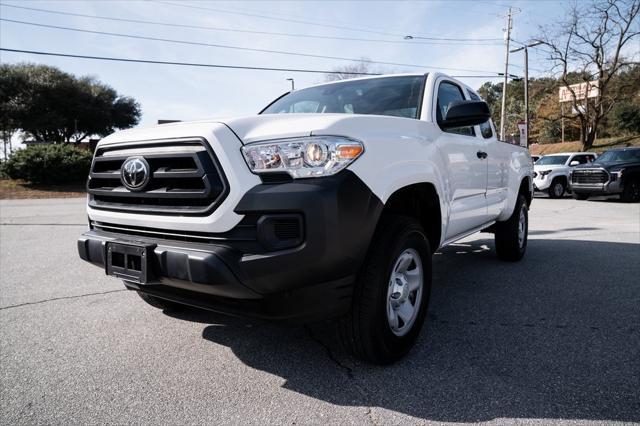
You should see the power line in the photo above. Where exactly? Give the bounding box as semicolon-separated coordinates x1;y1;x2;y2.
0;18;504;75
0;47;509;79
0;48;380;75
0;3;503;47
155;0;504;42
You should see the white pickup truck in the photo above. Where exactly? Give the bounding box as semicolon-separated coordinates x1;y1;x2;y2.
533;152;597;198
78;73;533;363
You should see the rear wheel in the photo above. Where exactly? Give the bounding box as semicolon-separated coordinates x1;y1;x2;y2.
495;194;528;262
547;178;566;198
340;215;431;364
136;290;186;312
621;179;640;203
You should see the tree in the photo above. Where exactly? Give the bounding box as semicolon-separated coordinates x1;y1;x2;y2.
537;0;640;150
478;77;558;143
324;58;379;82
0;64;29;158
0;63;141;144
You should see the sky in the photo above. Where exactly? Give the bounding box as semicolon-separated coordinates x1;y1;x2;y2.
0;0;571;130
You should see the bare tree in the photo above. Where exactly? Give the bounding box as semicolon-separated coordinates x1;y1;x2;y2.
538;0;640;150
324;58;380;82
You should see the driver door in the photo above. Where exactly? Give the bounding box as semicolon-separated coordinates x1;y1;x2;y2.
434;80;489;240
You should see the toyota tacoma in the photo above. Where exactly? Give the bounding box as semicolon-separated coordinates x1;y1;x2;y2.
78;73;533;364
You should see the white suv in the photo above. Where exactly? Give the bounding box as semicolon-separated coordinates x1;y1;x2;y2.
533;152;597;198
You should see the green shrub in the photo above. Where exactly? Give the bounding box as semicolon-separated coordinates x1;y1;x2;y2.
3;144;93;184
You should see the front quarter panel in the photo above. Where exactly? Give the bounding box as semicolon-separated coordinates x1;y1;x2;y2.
337;117;448;245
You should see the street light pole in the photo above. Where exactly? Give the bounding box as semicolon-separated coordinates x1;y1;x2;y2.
286;78;295;91
524;46;529;148
499;7;515;141
511;41;543;148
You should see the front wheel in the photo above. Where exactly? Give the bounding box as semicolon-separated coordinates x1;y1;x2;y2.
547;178;566;198
340;215;432;364
621;179;640;203
495;194;528;261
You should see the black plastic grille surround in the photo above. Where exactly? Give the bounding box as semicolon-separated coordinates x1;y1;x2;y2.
87;138;229;215
571;169;609;184
90;212;303;253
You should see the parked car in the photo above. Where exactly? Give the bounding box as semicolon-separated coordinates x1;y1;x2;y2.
531;154;541;163
533;152;597;198
77;73;533;364
570;147;640;202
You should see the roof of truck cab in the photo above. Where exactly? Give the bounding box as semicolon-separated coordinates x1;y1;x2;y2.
301;73;429;90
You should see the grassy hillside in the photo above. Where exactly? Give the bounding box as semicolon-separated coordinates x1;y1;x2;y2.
529;135;640;155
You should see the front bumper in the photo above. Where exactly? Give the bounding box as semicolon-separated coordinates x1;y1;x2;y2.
570;179;622;195
533;176;551;191
78;170;383;322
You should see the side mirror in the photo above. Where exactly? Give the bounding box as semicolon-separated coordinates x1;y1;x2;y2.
569;160;580;166
441;100;492;129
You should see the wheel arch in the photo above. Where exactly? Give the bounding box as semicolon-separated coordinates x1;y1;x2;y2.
380;183;443;252
498;174;533;221
519;176;532;207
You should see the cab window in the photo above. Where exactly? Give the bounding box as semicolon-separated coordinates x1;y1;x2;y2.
436;82;475;137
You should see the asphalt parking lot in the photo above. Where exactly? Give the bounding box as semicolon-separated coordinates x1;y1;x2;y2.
1;195;639;425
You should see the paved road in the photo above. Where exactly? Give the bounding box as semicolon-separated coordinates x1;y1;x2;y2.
1;196;639;425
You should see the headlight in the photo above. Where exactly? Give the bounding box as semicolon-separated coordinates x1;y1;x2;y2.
611;169;624;181
241;136;364;178
540;170;552;177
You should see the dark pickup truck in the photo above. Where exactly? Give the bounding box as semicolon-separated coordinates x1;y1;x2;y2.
570;147;640;202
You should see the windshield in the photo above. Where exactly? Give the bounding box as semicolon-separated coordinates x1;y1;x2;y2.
536;155;569;166
261;75;425;119
596;149;640;163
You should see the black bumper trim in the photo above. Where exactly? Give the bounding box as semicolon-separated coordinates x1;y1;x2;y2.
79;170;383;322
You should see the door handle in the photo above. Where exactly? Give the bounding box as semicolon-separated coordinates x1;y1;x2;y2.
477;151;488;159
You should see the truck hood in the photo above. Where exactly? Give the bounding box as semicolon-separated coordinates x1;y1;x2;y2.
98;113;427;148
216;113;396;144
575;160;638;171
533;164;567;172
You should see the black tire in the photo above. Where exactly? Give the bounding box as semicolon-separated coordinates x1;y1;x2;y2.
620;179;640;203
136;290;186;311
339;215;432;364
572;193;590;200
547;178;566;199
495;194;528;262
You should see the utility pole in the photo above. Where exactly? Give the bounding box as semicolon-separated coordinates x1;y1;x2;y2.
499;7;518;142
510;41;543;148
286;78;295;91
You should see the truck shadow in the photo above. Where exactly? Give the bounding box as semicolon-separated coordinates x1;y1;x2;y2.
174;238;640;422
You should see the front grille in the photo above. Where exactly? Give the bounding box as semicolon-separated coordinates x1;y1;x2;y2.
91;217;258;244
87;138;228;215
571;169;609;184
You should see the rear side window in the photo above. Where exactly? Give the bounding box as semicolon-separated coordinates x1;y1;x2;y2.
468;91;493;139
436;82;475;137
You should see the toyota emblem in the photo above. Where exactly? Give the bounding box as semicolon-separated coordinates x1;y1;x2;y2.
121;156;150;191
